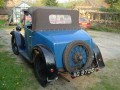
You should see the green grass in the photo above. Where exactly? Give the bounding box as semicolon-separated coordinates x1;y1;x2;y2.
0;20;6;26
0;20;15;29
88;59;120;90
90;25;120;34
0;26;16;30
0;52;37;90
0;39;5;48
0;38;7;48
0;44;4;48
0;37;39;90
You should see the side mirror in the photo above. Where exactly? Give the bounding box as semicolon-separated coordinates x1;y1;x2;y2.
16;26;22;31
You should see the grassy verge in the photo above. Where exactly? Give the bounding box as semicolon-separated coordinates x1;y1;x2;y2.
90;25;120;34
0;20;15;30
0;20;6;27
0;40;39;90
0;51;40;90
0;26;16;30
0;52;26;90
88;59;120;90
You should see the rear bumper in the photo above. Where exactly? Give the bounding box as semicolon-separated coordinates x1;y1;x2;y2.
71;67;95;78
47;77;58;82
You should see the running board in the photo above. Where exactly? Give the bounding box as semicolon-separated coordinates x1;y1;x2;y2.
19;51;31;62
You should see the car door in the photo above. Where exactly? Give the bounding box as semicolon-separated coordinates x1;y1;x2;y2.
24;26;33;55
23;14;33;56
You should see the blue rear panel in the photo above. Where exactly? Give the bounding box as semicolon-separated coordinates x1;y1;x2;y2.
31;29;93;69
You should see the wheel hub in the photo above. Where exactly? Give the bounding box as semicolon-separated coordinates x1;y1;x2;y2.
72;52;83;64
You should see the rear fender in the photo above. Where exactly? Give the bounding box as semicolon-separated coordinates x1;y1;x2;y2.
10;30;25;50
32;45;58;81
93;43;105;68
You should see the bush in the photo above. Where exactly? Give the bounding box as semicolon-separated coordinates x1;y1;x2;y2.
99;7;120;12
90;24;120;33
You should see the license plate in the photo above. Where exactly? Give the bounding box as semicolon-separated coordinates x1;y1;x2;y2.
71;68;95;77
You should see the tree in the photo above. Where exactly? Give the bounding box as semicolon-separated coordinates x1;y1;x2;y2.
105;0;119;8
31;0;43;6
42;0;58;6
0;0;5;8
113;0;120;11
58;0;82;9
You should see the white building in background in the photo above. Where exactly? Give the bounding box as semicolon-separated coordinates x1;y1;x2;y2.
12;2;30;24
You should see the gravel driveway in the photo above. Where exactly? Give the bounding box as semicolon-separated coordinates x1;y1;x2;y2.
88;30;120;61
1;29;119;61
0;29;120;90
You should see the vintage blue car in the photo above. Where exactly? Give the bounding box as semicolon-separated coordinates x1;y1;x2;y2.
10;7;105;87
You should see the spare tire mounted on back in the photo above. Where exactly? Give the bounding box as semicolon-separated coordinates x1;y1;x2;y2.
63;41;93;73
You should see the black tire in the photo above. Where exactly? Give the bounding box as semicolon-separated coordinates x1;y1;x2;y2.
11;36;19;55
63;41;93;73
34;50;47;87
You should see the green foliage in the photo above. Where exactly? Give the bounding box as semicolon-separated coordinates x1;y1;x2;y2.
65;1;76;9
58;1;82;9
42;0;58;6
0;0;5;8
105;0;119;7
114;0;120;10
58;3;66;8
90;24;120;33
105;0;119;4
30;0;43;6
99;7;120;12
100;0;120;12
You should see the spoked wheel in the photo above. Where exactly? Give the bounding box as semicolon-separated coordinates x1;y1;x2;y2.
63;41;93;73
11;36;19;55
34;50;47;87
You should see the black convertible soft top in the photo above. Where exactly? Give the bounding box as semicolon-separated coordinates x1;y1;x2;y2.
24;7;80;31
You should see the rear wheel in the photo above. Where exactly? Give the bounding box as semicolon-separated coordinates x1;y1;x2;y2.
63;41;93;73
11;36;19;55
33;50;47;87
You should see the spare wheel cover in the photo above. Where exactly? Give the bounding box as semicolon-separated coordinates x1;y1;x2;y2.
63;40;93;73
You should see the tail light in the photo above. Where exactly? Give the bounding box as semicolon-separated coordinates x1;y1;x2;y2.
50;68;54;73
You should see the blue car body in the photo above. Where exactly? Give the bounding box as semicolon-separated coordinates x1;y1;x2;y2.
25;29;93;68
10;7;105;86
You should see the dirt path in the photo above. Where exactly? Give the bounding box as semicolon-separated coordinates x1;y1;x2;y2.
88;30;120;61
0;29;120;90
0;29;11;52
